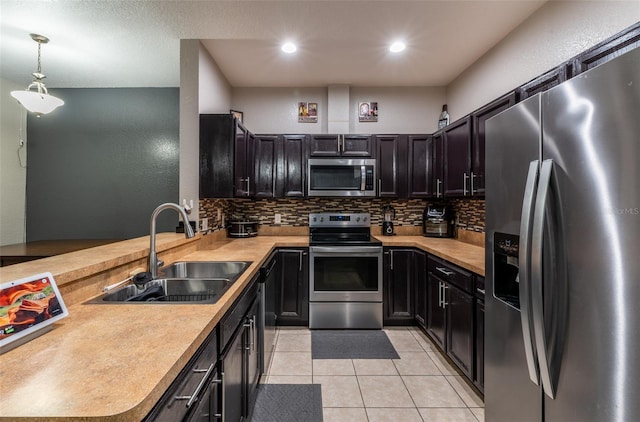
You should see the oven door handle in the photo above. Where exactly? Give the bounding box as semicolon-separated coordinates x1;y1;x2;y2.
310;246;383;254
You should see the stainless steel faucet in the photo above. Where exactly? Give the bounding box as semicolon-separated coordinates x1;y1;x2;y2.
149;203;195;278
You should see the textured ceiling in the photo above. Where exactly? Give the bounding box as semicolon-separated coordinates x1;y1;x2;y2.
0;0;547;89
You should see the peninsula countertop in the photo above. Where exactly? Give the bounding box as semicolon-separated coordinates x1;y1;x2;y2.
0;234;484;420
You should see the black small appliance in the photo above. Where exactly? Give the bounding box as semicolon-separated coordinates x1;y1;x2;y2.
423;205;454;238
382;205;395;236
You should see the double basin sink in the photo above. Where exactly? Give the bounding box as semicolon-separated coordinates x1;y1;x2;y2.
89;261;252;304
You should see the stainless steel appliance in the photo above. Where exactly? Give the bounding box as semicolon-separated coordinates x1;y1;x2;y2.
485;48;640;421
423;205;453;238
227;220;259;238
309;212;383;329
382;205;395;236
259;251;277;374
307;158;376;197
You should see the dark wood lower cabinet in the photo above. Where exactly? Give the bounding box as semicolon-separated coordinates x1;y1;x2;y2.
384;248;415;325
446;283;474;378
413;250;427;329
425;262;475;381
426;273;446;349
276;248;309;325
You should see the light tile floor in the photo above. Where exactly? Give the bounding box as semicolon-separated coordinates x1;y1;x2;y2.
262;326;484;422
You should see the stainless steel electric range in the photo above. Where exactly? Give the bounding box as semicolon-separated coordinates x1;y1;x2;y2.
308;213;383;329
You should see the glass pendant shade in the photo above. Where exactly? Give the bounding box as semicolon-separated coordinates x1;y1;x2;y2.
11;33;64;116
11;89;64;115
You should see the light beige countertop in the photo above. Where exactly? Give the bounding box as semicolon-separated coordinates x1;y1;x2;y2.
375;235;485;276
0;233;483;420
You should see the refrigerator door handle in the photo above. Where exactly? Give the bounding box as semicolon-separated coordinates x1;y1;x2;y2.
519;160;541;386
531;159;557;399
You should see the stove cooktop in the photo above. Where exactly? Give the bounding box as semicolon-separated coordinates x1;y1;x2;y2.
309;213;380;246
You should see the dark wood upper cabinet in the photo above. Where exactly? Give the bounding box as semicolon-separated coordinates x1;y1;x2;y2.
234;124;256;197
471;91;516;196
432;131;445;199
254;135;278;199
376;135;407;198
408;135;433;198
571;22;640;76
279;135;306;198
343;134;374;157
443;116;472;197
199;114;237;198
517;64;569;101
309;134;373;157
309;134;340;157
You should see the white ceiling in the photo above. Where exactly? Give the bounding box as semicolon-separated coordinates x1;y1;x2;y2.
0;0;547;89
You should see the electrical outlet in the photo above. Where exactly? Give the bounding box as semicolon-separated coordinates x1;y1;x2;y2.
201;218;209;231
274;213;281;224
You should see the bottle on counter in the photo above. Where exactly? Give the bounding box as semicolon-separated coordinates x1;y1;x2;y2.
438;104;450;129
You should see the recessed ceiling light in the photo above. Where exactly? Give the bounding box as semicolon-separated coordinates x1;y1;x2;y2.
389;41;406;53
281;42;297;54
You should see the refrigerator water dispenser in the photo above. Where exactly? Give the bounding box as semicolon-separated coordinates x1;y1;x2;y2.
493;233;520;309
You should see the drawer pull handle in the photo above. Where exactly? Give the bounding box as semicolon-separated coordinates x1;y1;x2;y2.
436;266;455;277
174;363;215;408
477;288;486;295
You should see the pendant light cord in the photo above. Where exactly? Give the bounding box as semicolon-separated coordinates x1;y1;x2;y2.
17;108;27;168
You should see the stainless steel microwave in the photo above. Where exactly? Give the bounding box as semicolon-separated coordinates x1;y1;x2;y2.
307;158;376;197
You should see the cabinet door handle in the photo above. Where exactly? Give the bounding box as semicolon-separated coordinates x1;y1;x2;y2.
436;266;455;277
299;251;303;271
246;177;251;196
378;179;382;195
438;281;443;308
251;316;256;351
174;363;215;408
442;284;449;308
390;250;394;270
470;172;477;195
244;319;253;351
436;179;442;197
220;371;225;421
272;171;276;197
463;173;469;196
211;376;222;419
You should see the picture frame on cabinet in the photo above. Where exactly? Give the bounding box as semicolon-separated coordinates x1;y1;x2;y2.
230;109;243;123
359;102;378;122
298;102;318;123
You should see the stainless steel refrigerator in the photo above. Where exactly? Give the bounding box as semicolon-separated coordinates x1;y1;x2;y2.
485;47;640;421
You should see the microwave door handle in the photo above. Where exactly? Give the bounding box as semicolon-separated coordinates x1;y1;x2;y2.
361;166;366;190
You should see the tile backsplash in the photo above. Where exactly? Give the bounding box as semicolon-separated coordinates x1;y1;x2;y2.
199;197;485;235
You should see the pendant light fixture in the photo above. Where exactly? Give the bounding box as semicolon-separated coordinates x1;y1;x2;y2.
11;33;64;117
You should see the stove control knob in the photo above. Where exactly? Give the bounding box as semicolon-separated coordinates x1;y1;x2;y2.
356;217;361;222
363;216;368;222
320;217;324;222
312;217;317;223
